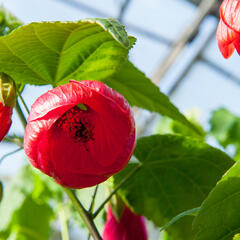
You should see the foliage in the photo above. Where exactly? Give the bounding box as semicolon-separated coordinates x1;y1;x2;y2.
112;135;234;240
0;166;63;240
193;160;240;240
209;108;240;160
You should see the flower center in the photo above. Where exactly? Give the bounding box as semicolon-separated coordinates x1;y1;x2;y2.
56;105;95;143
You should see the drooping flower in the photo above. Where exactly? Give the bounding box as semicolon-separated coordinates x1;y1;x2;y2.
0;73;16;141
24;80;135;189
103;205;148;240
217;0;240;58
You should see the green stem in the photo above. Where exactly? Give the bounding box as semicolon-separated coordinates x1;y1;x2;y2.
92;164;141;219
15;99;27;128
159;207;201;232
0;147;23;164
3;136;23;147
59;205;70;240
16;88;30;114
63;188;102;240
89;185;99;213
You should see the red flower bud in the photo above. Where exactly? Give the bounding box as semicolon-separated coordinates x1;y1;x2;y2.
217;0;240;58
0;103;12;141
24;80;135;189
103;205;148;240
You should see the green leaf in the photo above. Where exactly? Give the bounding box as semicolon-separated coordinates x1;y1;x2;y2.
193;160;240;240
105;61;202;135
0;18;131;86
0;7;22;36
0;166;61;239
209;108;240;149
112;134;234;240
10;197;53;240
85;18;130;48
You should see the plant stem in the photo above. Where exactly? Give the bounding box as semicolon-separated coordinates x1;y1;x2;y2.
159;207;201;232
63;188;102;240
59;205;70;240
16;89;30;114
92;164;141;219
88;185;99;213
3;136;23;147
0;147;23;164
15;99;27;128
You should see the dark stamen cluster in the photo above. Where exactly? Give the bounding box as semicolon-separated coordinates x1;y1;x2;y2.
56;106;94;143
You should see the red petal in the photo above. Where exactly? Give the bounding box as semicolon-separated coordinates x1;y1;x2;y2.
220;0;240;32
216;19;239;58
0;103;12;141
103;205;148;240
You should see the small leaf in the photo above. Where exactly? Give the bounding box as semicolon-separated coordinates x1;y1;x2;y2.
193;160;240;240
0;6;22;36
106;61;202;135
0;18;131;86
209;108;240;152
113;134;234;240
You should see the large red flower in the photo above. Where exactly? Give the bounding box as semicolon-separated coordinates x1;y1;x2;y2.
102;205;148;240
217;0;240;58
0;102;12;141
24;80;135;189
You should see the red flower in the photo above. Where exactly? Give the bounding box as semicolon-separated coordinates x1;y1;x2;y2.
24;80;135;189
103;205;148;240
217;0;240;58
0;102;12;141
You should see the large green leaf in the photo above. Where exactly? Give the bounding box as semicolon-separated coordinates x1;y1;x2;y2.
112;134;234;240
0;166;62;239
193;160;240;240
105;61;202;135
0;18;130;86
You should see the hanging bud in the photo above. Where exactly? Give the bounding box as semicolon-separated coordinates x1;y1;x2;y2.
0;73;16;141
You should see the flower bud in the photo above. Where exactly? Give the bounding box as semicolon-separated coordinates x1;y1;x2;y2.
24;80;135;189
103;205;148;240
0;73;15;141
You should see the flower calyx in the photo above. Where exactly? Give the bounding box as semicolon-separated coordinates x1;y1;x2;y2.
0;73;16;108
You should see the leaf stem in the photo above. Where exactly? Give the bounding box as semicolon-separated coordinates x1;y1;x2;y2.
88;185;99;213
92;164;141;219
15;99;27;128
159;206;201;232
59;205;70;240
16;88;30;114
3;135;23;147
0;147;23;164
63;188;102;240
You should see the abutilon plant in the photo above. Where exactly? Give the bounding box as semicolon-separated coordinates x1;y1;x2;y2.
102;204;148;240
217;0;240;58
24;80;136;189
0;74;16;141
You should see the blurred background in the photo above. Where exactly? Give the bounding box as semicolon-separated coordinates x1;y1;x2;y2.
1;0;240;239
